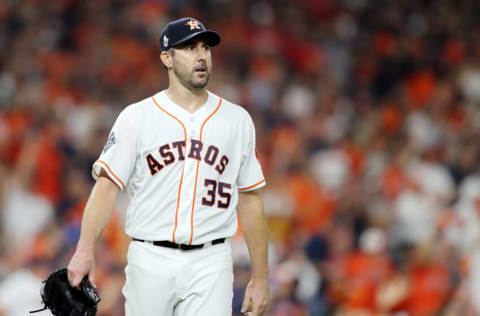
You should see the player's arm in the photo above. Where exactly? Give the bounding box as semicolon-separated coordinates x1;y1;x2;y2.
67;169;120;288
237;190;270;316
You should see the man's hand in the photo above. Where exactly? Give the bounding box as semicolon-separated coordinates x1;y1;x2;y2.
67;247;96;289
241;277;270;316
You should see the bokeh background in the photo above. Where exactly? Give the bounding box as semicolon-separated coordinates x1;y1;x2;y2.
2;0;480;315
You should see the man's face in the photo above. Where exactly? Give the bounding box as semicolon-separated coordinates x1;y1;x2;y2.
170;38;212;91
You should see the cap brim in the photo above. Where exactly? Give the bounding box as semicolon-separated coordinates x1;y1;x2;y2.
171;30;221;48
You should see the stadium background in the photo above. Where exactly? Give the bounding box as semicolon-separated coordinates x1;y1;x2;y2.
1;0;480;315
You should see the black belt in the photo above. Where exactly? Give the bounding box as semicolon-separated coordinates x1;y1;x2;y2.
132;237;226;251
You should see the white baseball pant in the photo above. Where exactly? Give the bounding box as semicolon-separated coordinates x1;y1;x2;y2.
122;238;233;316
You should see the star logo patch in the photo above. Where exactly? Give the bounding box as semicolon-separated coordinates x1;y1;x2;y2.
185;18;201;31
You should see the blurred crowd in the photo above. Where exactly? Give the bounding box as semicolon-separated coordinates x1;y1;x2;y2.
2;0;480;315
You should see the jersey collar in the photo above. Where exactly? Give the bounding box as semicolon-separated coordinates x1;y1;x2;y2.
155;90;217;123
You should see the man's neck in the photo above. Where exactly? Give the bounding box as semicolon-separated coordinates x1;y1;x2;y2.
166;84;209;113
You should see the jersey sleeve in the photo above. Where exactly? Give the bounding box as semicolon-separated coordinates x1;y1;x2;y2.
236;115;266;192
92;107;138;191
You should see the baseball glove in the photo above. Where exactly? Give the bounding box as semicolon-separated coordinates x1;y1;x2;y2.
30;268;101;316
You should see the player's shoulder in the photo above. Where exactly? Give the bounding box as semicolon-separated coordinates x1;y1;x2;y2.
111;95;157;132
123;95;155;113
210;91;252;122
117;93;159;120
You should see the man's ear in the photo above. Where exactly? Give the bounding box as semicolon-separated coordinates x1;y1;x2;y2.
160;51;173;68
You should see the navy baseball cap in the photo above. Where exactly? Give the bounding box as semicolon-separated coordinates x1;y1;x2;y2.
160;17;221;51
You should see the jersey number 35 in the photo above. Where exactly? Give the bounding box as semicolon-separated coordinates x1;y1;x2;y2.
201;179;232;209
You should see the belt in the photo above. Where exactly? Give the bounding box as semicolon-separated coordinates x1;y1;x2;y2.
132;237;226;251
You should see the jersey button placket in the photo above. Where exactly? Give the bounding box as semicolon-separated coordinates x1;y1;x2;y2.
186;117;201;244
190;120;197;138
187;119;199;185
177;121;196;243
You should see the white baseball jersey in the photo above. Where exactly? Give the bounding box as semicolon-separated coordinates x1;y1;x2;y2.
92;90;265;244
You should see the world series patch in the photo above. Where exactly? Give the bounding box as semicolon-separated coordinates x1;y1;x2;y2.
103;132;116;154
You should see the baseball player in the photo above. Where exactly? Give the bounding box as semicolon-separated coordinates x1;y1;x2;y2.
67;17;270;316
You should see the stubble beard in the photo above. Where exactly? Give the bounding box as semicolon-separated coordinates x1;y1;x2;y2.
173;65;210;92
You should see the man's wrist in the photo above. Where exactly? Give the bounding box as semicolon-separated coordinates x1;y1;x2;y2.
251;272;269;281
76;240;95;253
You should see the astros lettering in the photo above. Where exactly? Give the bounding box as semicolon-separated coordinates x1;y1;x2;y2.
146;139;229;176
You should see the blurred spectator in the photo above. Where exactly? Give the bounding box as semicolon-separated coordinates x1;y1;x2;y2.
0;261;50;316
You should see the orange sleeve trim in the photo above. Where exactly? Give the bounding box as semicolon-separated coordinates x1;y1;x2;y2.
95;160;126;190
239;179;266;191
189;97;223;245
152;96;187;243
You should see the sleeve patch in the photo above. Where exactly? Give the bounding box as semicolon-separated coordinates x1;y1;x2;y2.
103;131;116;154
